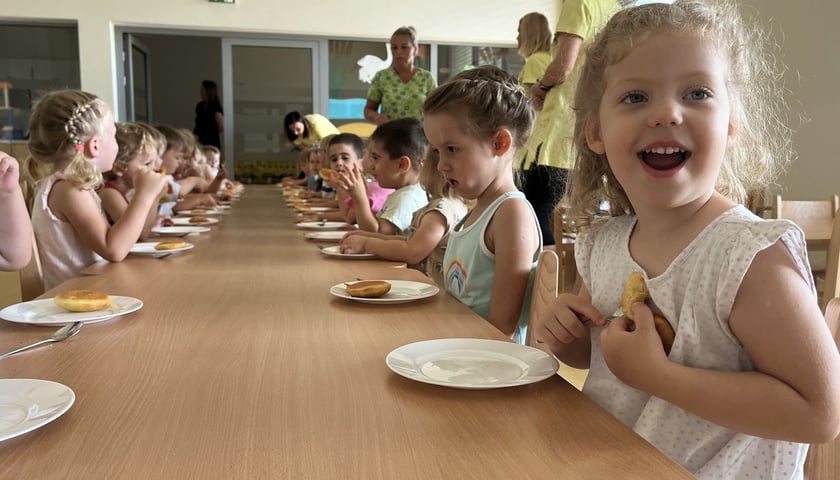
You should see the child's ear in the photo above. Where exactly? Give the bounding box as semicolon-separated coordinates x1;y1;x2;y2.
492;129;513;157
585;115;606;155
398;155;412;173
82;136;99;157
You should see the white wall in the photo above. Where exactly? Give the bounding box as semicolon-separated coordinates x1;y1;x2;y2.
3;1;838;200
2;0;557;112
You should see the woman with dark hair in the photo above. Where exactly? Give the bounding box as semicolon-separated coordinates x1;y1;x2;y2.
194;80;223;148
283;110;339;149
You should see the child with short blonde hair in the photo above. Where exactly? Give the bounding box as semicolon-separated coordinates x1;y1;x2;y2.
25;90;167;289
423;65;542;344
533;1;840;477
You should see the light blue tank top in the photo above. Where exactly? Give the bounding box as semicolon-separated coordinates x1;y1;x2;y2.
443;191;542;344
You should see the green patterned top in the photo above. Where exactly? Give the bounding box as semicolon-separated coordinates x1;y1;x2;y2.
366;67;437;121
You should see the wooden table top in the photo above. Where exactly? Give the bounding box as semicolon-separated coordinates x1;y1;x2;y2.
0;186;692;479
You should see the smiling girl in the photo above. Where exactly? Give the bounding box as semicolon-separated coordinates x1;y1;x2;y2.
531;1;840;478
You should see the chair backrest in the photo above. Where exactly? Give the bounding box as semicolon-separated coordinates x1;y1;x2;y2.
804;297;840;480
823;216;840;312
525;250;560;347
774;195;840;221
18;231;44;301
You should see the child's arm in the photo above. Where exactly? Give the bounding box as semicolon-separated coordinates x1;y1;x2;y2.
486;200;542;337
601;241;840;443
531;286;608;368
177;176;209;195
205;166;229;193
53;169;166;261
0;154;32;271
339;211;443;264
173;193;218;213
339;166;377;231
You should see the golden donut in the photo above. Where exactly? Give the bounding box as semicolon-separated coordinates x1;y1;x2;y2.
619;271;676;354
154;240;187;251
191;208;207;214
54;290;112;312
345;280;391;298
319;168;337;181
190;216;210;223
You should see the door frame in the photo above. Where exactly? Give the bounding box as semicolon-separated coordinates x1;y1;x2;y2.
122;33;153;122
220;37;326;178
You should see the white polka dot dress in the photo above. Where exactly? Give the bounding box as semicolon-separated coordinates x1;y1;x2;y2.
577;205;812;480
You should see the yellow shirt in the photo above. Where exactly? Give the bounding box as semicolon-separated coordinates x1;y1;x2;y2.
518;51;552;91
293;114;339;148
520;0;620;170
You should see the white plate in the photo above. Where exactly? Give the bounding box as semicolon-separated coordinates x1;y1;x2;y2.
386;338;559;389
320;245;376;259
151;226;211;236
177;208;223;216
171;217;219;226
0;296;144;326
299;206;334;213
297;221;352;230
330;280;439;304
304;231;349;242
0;379;75;442
129;242;194;257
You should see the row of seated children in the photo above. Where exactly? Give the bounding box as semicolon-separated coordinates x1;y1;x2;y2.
9;89;234;290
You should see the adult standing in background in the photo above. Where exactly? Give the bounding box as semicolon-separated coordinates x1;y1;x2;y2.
364;26;437;125
516;12;553;96
283;111;339;150
518;0;620;246
194;80;223;148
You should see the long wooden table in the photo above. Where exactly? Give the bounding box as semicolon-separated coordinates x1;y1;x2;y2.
0;186;692;479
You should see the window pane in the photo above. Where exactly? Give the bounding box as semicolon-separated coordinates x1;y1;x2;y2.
0;23;81;140
436;45;522;84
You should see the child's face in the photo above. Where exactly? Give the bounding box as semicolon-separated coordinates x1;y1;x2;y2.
328;143;360;173
424;112;502;201
206;152;220;168
367;140;399;188
160;148;185;174
308;152;322;172
122;148;156;189
91;111;119;173
587;32;734;210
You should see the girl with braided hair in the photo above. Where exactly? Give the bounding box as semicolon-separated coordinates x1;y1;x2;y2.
24;90;167;290
422;65;542;344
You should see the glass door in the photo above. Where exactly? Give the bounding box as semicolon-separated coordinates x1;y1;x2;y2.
222;39;324;183
123;33;152;122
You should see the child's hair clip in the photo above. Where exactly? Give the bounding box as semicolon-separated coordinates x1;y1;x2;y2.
74;144;84;152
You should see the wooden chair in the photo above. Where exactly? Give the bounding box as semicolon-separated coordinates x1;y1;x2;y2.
803;297;840;480
551;200;578;293
525;250;560;348
773;195;839;222
820;215;840;312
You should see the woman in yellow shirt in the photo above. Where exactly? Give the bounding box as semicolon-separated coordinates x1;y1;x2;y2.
283;111;340;149
516;12;552;96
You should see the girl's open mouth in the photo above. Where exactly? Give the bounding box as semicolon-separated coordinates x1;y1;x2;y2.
639;147;690;171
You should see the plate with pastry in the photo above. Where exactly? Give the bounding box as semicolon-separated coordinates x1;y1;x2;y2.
303;231;348;242
319;245;376;259
0;379;75;442
178;208;224;216
385;338;559;389
330;280;439;304
0;291;144;326
297;221;353;230
172;217;219;226
151;226;211;236
129;241;194;257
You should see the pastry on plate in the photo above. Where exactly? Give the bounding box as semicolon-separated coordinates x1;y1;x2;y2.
54;290;112;312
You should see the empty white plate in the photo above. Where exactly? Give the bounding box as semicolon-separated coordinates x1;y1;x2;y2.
386;338;559;389
0;379;75;442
